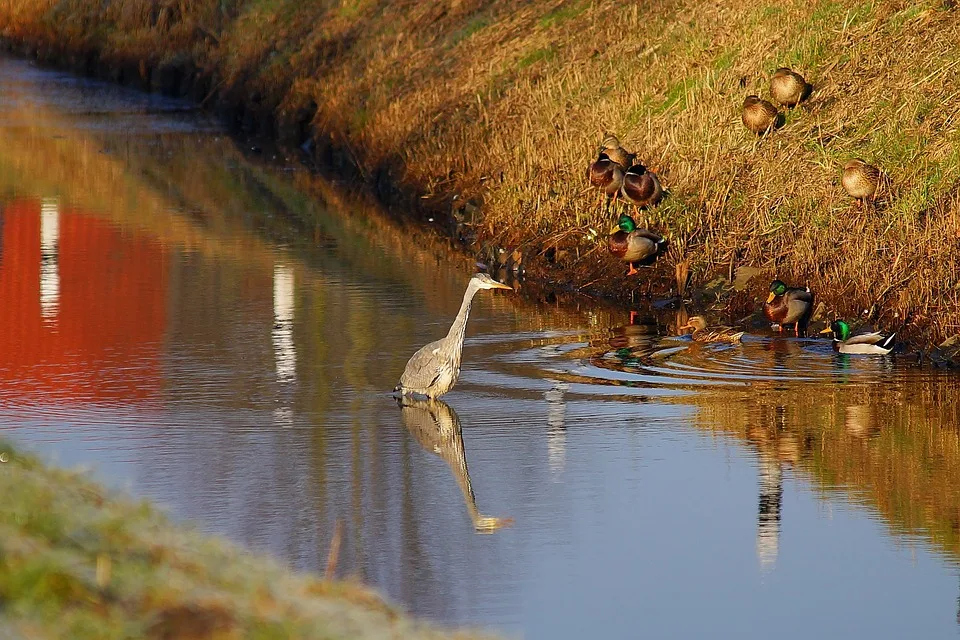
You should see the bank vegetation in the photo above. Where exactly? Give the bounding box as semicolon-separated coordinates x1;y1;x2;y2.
1;0;959;349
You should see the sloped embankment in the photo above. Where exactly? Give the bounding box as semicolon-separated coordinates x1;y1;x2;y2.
1;0;959;350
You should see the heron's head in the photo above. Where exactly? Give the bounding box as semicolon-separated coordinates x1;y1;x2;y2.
471;273;513;291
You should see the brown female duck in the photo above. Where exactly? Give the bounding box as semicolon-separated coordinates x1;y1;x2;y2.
763;279;814;336
600;134;636;168
742;95;779;134
770;68;811;107
680;316;745;344
842;159;881;207
608;214;666;275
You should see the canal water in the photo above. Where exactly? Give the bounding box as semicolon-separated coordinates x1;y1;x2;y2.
1;56;959;639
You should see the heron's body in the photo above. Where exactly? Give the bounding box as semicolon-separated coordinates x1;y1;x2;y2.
821;320;896;355
396;274;511;398
763;279;813;336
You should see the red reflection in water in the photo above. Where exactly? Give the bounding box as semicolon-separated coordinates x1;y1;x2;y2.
0;199;166;401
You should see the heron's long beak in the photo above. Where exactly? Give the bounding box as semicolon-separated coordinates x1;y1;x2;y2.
818;327;833;335
765;292;776;304
490;280;513;290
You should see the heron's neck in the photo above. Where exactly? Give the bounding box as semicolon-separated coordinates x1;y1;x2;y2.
445;284;480;349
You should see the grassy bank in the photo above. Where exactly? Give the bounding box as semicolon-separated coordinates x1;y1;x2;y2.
1;0;959;348
0;440;494;638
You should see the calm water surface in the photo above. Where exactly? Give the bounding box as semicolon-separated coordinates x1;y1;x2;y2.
2;56;960;638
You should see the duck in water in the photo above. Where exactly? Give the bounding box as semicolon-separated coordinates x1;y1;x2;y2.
679;315;745;344
820;320;897;355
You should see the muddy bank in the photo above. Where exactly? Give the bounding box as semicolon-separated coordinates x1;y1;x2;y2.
1;0;959;362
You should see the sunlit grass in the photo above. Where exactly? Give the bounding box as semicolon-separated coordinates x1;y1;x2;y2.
0;0;959;346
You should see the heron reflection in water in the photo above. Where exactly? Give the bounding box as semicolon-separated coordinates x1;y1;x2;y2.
398;397;513;534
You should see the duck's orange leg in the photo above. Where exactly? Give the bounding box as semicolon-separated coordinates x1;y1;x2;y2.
627;263;639;276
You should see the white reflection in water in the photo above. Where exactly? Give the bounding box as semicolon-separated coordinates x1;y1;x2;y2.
757;453;783;572
545;380;568;477
39;197;60;323
272;263;297;384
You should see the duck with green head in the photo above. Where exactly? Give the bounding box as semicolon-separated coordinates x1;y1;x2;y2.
820;320;896;355
763;279;813;336
607;214;666;276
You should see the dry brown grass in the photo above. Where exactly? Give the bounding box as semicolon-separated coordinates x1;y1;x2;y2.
2;0;959;344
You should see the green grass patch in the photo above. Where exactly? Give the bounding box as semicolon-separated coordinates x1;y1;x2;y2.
538;1;588;28
517;45;557;69
449;13;491;46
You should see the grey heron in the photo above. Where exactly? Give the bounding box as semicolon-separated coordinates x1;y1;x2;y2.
395;273;511;398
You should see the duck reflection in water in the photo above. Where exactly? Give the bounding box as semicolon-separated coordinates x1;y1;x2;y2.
593;312;660;368
398;397;513;534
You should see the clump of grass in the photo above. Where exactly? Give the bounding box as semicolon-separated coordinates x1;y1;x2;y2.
1;0;959;345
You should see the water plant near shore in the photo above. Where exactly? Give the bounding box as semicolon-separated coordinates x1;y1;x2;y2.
1;0;959;348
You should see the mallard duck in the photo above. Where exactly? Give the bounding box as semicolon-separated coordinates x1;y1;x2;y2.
620;163;663;211
587;152;625;209
763;279;813;336
842;159;881;207
680;315;745;344
770;68;811;107
608;214;665;275
600;134;636;168
819;319;896;355
742;95;779;134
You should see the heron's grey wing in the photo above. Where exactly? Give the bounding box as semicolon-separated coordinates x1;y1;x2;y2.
399;339;449;389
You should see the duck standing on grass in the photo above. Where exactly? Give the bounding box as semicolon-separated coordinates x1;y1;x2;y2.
742;95;779;134
587;152;625;211
620;163;663;213
763;279;813;336
770;68;811;107
600;134;636;169
679;316;745;344
842;159;881;208
820;320;897;355
608;214;666;276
